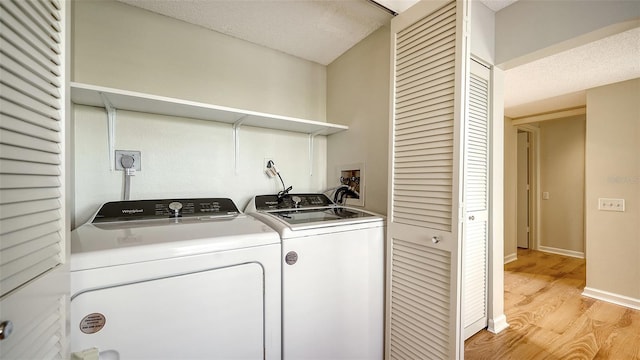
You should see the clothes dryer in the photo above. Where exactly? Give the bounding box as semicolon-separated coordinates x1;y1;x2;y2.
70;198;281;359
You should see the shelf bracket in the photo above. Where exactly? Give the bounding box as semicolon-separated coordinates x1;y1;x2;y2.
233;115;248;174
308;130;324;176
100;92;117;171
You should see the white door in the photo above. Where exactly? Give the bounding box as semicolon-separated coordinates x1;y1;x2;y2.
0;1;69;358
387;1;470;358
72;264;265;359
462;60;491;339
516;131;530;248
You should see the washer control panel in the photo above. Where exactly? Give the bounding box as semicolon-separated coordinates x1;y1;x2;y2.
92;198;240;223
254;193;333;210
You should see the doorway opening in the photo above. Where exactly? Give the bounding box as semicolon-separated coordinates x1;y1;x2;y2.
515;125;539;251
516;130;530;249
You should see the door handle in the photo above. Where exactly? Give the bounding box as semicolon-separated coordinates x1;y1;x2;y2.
469;215;475;221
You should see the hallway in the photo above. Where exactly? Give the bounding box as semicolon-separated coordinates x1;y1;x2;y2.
465;249;640;359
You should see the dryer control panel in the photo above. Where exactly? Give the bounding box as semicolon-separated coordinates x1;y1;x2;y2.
92;198;240;223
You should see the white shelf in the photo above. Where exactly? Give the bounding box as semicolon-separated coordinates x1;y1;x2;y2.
70;82;348;135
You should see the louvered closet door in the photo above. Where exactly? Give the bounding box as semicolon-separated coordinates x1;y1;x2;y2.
387;1;469;359
0;0;68;359
462;59;490;340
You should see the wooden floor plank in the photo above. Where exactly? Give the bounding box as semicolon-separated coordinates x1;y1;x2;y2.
536;294;591;334
465;249;640;360
593;309;640;360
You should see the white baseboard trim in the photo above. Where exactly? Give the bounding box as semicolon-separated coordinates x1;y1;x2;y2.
538;246;584;259
487;314;509;334
582;287;640;311
504;253;518;264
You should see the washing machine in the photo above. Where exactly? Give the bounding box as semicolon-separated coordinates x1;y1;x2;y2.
70;198;281;360
246;193;385;360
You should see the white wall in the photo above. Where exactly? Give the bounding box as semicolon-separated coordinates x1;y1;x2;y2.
72;0;326;120
74;106;326;226
470;1;495;64
326;26;390;215
503;117;518;261
539;115;586;256
495;0;640;68
585;78;640;303
72;0;329;227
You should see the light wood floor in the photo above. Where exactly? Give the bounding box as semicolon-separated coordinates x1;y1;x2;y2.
465;249;640;360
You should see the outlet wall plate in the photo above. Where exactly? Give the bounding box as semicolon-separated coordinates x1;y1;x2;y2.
264;157;277;178
598;198;625;212
115;150;141;171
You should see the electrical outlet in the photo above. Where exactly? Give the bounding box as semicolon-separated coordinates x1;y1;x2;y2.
115;150;141;171
598;198;625;212
264;158;276;170
264;158;277;178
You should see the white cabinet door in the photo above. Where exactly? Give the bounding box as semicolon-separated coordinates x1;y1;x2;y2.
387;1;470;358
0;0;69;358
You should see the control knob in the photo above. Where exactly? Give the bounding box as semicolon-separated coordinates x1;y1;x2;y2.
168;201;183;217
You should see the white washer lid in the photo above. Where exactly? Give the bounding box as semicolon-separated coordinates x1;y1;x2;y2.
71;215;279;271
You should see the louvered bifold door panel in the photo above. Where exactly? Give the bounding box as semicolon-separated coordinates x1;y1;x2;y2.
393;1;456;232
0;0;63;301
465;71;489;212
388;1;466;359
462;62;490;339
390;239;451;359
0;1;65;358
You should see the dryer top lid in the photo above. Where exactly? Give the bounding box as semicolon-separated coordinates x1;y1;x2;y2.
71;198;279;271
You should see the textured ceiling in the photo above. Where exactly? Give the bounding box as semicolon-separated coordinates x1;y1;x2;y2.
504;27;640;118
117;0;518;65
478;0;519;11
117;0;393;65
376;0;518;13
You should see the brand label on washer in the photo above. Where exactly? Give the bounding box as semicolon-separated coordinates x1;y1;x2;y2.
285;251;298;265
80;313;106;334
